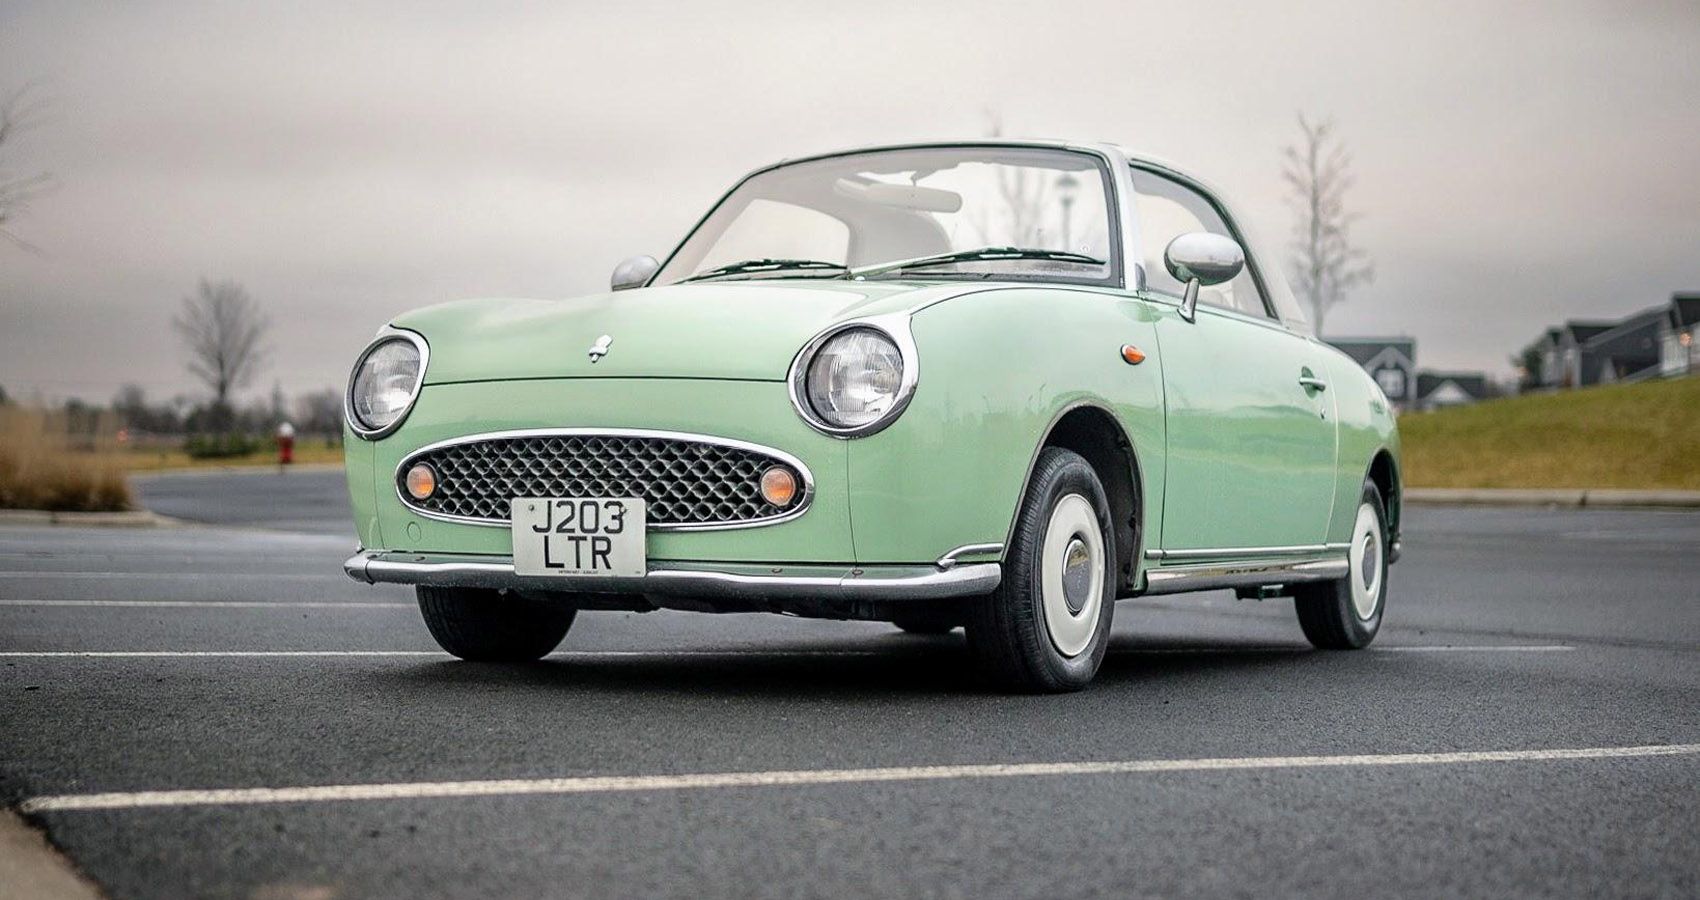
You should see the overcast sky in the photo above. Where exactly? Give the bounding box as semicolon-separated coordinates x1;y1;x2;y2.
2;0;1697;405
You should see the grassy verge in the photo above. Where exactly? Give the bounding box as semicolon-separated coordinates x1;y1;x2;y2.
0;407;133;511
1400;375;1700;489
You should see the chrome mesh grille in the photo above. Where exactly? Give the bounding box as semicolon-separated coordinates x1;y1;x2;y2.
400;433;799;527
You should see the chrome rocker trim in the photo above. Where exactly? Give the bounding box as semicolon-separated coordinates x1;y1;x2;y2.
1145;543;1350;561
394;427;816;533
344;551;1001;601
1141;552;1349;596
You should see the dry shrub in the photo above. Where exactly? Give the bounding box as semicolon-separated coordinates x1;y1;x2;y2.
0;406;133;511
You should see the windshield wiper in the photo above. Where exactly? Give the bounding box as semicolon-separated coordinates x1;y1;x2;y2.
851;246;1106;280
678;258;849;283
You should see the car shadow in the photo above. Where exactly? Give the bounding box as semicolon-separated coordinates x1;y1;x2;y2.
364;631;1317;700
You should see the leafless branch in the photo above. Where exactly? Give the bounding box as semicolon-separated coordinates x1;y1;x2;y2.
1282;113;1374;335
173;279;270;417
0;85;54;251
980;109;1047;246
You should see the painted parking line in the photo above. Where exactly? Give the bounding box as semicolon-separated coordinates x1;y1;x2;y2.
0;645;1574;658
0;600;411;609
19;743;1698;814
0;650;888;659
1376;645;1574;653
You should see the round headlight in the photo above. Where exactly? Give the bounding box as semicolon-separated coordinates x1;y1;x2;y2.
347;334;425;437
803;327;905;431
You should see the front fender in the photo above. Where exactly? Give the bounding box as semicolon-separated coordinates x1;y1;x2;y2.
1317;343;1402;544
846;287;1167;566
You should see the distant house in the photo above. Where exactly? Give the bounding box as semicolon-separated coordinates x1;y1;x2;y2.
1327;337;1416;409
1660;293;1700;377
1415;371;1493;411
1584;307;1666;384
1520;294;1698;393
1551;321;1617;387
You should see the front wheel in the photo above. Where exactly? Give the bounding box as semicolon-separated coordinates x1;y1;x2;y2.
417;586;576;662
966;448;1117;693
1293;480;1389;649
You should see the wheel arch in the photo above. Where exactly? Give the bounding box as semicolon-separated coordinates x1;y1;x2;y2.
1366;448;1401;549
1008;401;1145;594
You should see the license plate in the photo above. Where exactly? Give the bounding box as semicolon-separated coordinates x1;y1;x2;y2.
510;498;646;578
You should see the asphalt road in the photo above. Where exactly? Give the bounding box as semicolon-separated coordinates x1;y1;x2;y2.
2;470;1697;898
131;467;354;535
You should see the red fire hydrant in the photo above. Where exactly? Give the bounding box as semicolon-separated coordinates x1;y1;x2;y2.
276;421;296;465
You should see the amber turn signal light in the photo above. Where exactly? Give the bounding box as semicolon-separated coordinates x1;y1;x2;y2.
759;466;799;507
404;462;438;500
1120;344;1146;365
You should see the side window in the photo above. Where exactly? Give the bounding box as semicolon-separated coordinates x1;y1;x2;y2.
1129;169;1272;319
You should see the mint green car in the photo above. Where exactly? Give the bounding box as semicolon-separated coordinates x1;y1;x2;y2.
341;141;1401;692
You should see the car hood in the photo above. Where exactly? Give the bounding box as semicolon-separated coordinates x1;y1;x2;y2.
396;280;984;384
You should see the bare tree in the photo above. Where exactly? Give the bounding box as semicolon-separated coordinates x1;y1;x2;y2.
1282;114;1373;335
173;279;269;422
0;85;53;250
294;388;344;436
976;111;1050;247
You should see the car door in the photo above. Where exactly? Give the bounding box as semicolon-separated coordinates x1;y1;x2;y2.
1129;167;1338;552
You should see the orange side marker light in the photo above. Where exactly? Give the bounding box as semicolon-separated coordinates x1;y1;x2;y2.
1120;344;1146;365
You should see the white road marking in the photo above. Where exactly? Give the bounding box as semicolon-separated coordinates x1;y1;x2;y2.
0;645;1576;658
1376;645;1574;653
0;600;410;609
19;743;1698;813
0;650;443;658
0;649;887;659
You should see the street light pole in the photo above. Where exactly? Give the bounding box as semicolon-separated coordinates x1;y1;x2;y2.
1054;172;1079;250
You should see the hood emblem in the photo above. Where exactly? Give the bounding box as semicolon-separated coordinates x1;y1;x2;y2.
587;334;613;363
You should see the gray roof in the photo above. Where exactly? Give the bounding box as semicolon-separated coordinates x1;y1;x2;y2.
1562;321;1618;345
1416;371;1492;401
1326;338;1415;368
1672;293;1700;328
1581;307;1665;355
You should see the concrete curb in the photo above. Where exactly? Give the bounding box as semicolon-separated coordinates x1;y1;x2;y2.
1406;488;1700;508
0;509;180;528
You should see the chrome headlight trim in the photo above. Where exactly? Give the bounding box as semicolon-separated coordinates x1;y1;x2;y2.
344;326;429;440
787;314;919;439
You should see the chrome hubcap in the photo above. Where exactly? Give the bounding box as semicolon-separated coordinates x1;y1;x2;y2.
1061;538;1093;614
1348;502;1384;621
1040;494;1105;658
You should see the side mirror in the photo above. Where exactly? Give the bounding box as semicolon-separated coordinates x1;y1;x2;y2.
1164;233;1244;323
610;255;659;292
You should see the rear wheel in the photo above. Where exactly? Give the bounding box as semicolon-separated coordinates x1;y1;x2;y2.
417;586;576;662
1293;480;1388;649
966;448;1117;693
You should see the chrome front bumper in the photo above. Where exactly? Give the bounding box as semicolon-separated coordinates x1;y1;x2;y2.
342;550;1001;602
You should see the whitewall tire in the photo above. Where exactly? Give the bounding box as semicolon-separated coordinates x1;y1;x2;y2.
1294;480;1389;649
967;447;1118;692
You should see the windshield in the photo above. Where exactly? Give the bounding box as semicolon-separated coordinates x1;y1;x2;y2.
654;146;1118;286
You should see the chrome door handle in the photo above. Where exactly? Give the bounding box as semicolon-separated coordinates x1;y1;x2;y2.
1298;376;1328;392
